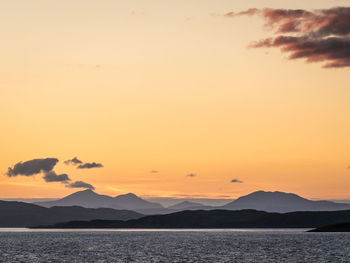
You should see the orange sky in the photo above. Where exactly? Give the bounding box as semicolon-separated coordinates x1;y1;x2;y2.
1;0;349;200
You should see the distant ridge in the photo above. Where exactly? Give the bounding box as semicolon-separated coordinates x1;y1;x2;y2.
221;191;350;212
168;201;205;210
0;200;142;227
35;190;164;212
34;209;350;229
34;190;350;214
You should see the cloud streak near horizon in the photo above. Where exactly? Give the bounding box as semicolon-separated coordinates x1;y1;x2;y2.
77;162;103;169
231;179;243;183
68;181;95;190
226;7;350;68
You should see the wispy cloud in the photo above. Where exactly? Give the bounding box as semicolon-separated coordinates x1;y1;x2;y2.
68;181;95;190
187;173;197;177
77;162;103;169
231;179;243;183
64;157;83;166
65;157;103;169
227;7;350;68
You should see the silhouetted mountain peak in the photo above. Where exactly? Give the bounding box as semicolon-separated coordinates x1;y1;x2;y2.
235;191;307;204
222;190;350;212
68;189;95;197
115;193;140;200
59;189;112;202
35;190;164;211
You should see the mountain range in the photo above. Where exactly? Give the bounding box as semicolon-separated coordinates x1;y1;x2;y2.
34;209;350;229
0;200;142;227
34;190;350;214
35;190;163;213
221;191;350;212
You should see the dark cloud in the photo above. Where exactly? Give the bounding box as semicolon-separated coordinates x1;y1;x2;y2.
65;158;103;169
251;36;350;68
77;162;103;169
225;8;260;17
227;7;350;68
68;181;95;190
64;157;83;166
231;179;243;183
6;157;96;191
6;158;59;177
43;171;70;183
187;173;197;177
151;170;159;174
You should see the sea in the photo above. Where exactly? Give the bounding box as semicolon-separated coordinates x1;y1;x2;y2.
0;229;349;262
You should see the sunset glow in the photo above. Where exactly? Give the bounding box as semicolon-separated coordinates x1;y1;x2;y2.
1;0;350;201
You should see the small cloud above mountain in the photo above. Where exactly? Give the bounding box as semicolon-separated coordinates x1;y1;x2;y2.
43;171;70;183
231;179;243;183
65;157;103;169
68;181;95;190
77;162;103;169
64;157;83;166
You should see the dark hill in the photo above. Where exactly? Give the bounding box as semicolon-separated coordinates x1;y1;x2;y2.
35;209;350;229
0;200;143;227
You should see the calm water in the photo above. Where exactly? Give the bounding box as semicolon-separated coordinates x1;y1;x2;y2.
0;229;349;262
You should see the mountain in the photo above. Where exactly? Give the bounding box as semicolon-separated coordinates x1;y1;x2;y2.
168;201;207;210
35;190;350;214
35;190;115;208
35;209;350;229
35;190;164;212
221;191;350;212
0;200;143;227
113;193;163;210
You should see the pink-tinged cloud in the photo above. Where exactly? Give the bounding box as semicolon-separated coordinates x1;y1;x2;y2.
251;36;350;68
228;7;350;68
225;8;260;17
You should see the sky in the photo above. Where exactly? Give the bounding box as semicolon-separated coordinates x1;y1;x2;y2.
1;0;350;201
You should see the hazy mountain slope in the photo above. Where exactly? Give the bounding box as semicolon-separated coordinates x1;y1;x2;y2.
35;190;350;214
221;191;350;212
0;200;143;227
112;193;163;210
36;190;114;208
35;190;164;211
168;201;205;210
